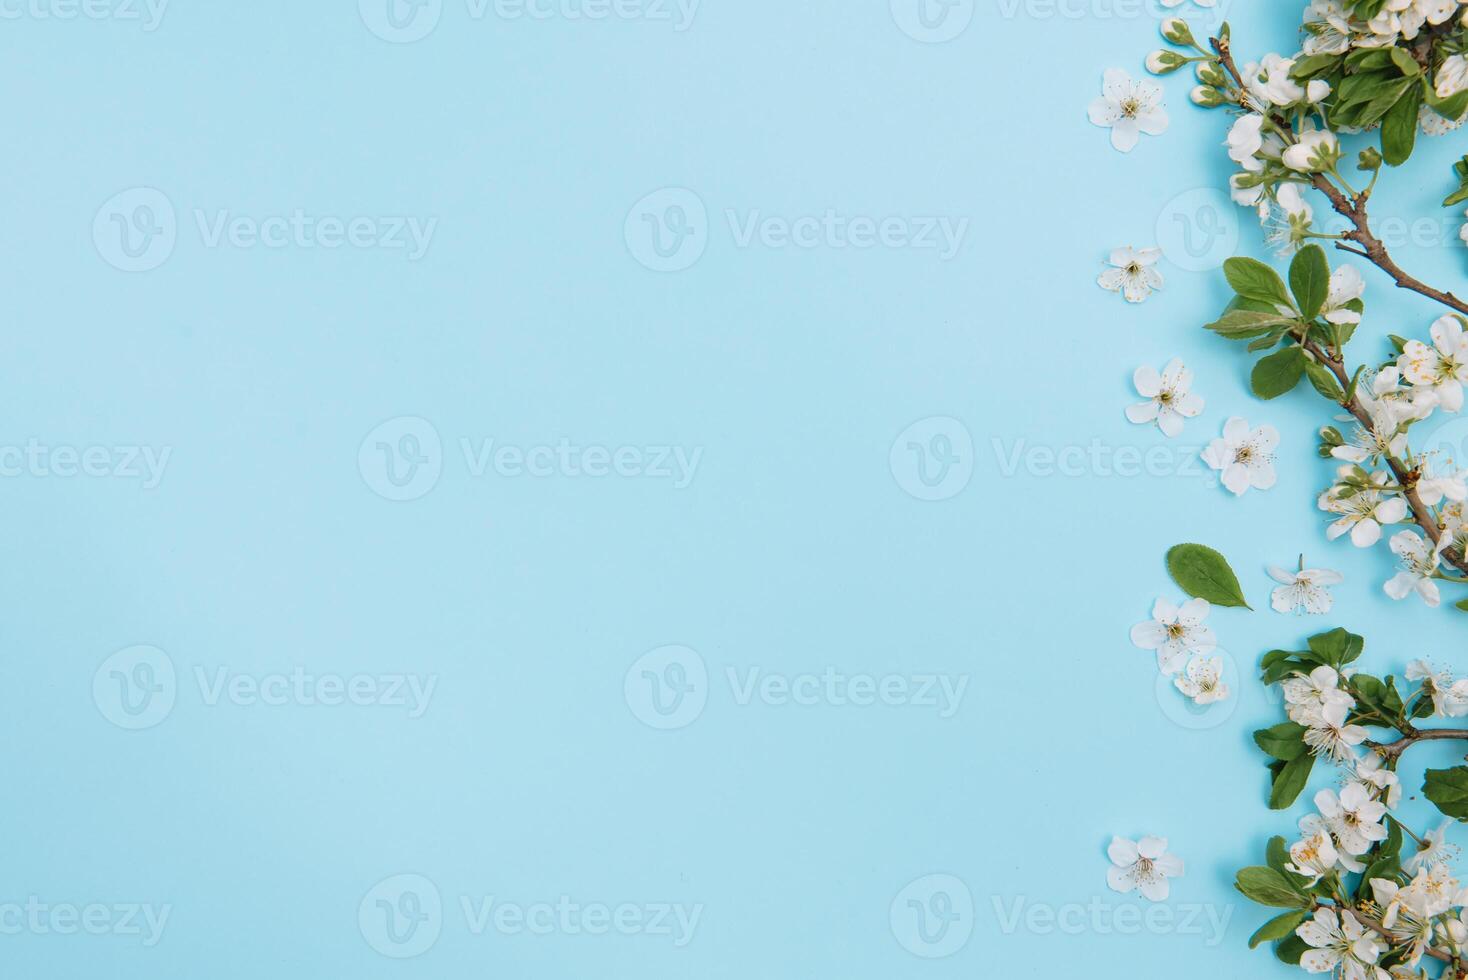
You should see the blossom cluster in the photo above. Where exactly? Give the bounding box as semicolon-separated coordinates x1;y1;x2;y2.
1239;629;1468;974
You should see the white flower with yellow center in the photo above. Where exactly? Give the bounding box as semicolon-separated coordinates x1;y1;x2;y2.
1405;660;1468;717
1097;246;1163;304
1202;416;1279;495
1302;700;1370;763
1286;829;1339;885
1174;655;1229;704
1296;907;1385;978
1130;596;1216;673
1126;358;1204;437
1268;563;1343;614
1384;530;1449;607
1399;315;1468;411
1087;69;1169;153
1106;836;1184;902
1314;783;1389;855
1318;466;1408;547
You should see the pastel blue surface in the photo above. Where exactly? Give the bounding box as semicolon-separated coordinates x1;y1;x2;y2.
2;1;1466;977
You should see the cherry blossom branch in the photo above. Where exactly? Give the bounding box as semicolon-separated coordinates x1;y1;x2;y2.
1210;35;1468;319
1202;35;1468;578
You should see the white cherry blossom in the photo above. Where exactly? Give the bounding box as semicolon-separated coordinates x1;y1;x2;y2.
1131;597;1216;673
1106;836;1184;901
1203;416;1279;495
1384;530;1449;607
1088;69;1169;153
1268;563;1342;614
1399;315;1468;411
1405;660;1468;717
1303;700;1370;763
1098;246;1163;303
1296;907;1385;978
1314;783;1388;856
1126;358;1204;437
1287;829;1340;885
1174;655;1229;704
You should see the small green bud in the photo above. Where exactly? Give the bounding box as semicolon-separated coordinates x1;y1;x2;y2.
1146;49;1187;75
1357;147;1382;171
1195;61;1225;86
1190;85;1225;107
1161;17;1194;46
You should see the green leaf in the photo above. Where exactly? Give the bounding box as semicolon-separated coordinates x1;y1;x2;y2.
1235;867;1312;909
1269;753;1316;810
1275;935;1310;965
1250;910;1308;948
1382;85;1421;166
1205;309;1297;339
1290;54;1340;79
1166;543;1251;609
1255;723;1308;761
1304;359;1345;402
1424;766;1468;821
1430;89;1468;123
1265;835;1292;874
1345;364;1366;402
1306;627;1364;667
1247;329;1289;353
1388;46;1421;76
1253;346;1308;400
1289;246;1330;319
1224;257;1295;311
1454;597;1468;611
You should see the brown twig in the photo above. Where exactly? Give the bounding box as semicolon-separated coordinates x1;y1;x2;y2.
1367;726;1468;762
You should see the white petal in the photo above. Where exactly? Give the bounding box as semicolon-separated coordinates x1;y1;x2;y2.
1137;836;1168;859
1126;401;1160;424
1133;364;1162;397
1110;117;1141;153
1107;836;1139;867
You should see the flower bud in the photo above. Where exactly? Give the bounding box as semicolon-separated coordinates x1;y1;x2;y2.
1357;147;1382;171
1161;17;1193;46
1191;85;1225;107
1146;49;1186;74
1195;61;1225;86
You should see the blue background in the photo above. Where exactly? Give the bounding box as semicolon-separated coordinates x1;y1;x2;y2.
2;0;1466;976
